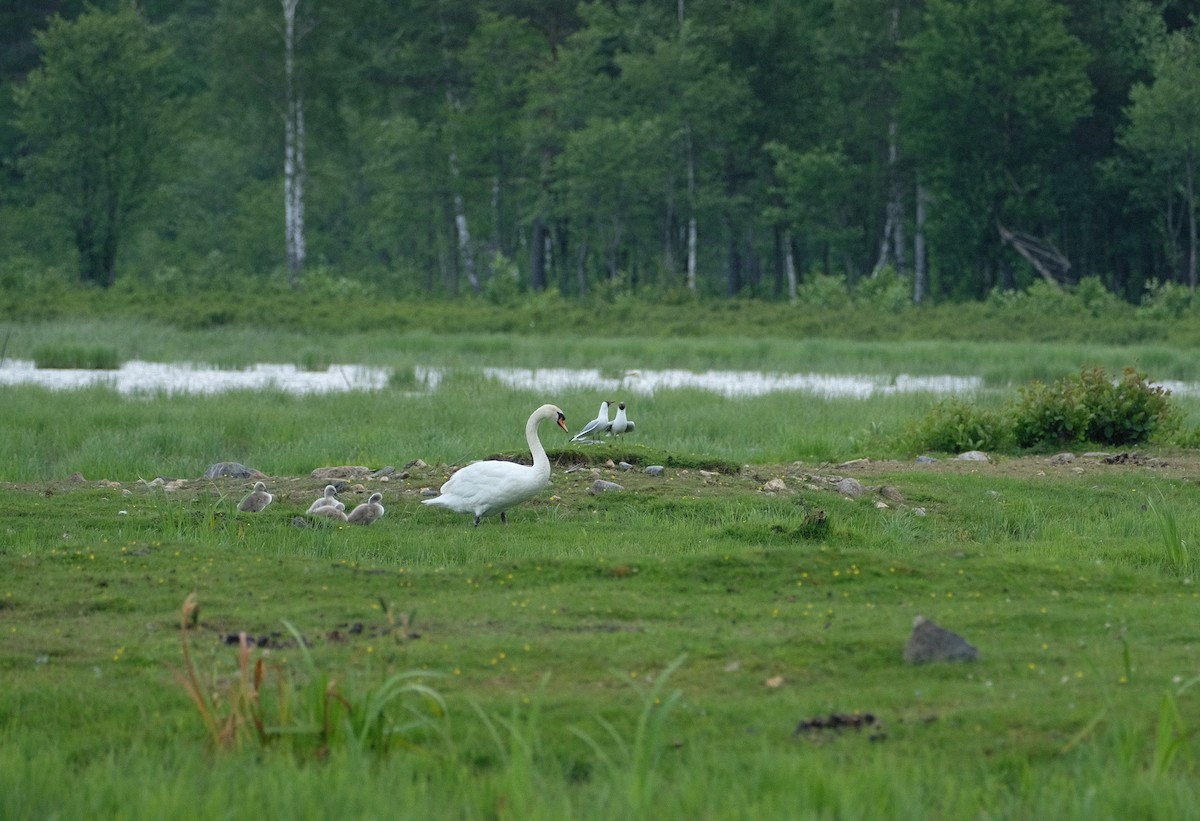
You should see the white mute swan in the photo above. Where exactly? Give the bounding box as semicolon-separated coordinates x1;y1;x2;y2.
610;402;635;436
237;481;273;512
423;403;568;526
571;400;613;443
347;492;386;525
306;484;343;514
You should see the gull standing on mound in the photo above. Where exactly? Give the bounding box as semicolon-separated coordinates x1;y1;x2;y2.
610;402;635;436
237;481;273;512
571;400;613;443
423;403;568;526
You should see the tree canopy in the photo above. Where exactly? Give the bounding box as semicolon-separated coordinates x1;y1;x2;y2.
1;0;1197;303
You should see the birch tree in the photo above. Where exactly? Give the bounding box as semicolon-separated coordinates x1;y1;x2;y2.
281;0;306;284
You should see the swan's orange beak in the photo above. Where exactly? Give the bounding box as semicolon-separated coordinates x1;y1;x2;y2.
557;412;568;433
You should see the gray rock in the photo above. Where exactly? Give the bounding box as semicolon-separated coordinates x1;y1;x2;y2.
877;485;905;503
955;450;990;462
204;462;261;480
1048;452;1075;465
915;455;939;464
590;479;625;494
835;477;864;498
904;617;979;664
372;466;397;477
618;461;634;471
645;465;665;476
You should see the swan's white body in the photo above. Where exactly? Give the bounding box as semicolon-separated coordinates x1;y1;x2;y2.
571;400;612;442
423;403;568;526
347;492;386;525
237;481;273;512
306;485;343;514
610;402;635;436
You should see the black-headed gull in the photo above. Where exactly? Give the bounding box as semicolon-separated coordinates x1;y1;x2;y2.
610;402;635;436
423;404;568;526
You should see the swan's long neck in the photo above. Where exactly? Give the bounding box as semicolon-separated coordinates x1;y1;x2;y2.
526;412;551;476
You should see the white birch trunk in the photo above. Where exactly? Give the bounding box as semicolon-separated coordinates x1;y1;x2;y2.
449;149;479;295
685;124;697;292
282;0;305;284
1188;149;1197;289
784;229;797;303
914;181;928;305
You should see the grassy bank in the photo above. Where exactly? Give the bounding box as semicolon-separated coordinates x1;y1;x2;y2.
3;303;1200;816
3;453;1200;818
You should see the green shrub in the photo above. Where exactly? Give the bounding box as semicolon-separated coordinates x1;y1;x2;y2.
908;366;1178;454
1011;366;1176;449
904;397;1011;453
854;266;912;313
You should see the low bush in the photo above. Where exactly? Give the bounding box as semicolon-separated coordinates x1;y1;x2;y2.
1012;366;1177;449
903;397;1011;454
908;366;1179;454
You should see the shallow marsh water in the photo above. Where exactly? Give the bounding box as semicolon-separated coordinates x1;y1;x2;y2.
5;357;1199;401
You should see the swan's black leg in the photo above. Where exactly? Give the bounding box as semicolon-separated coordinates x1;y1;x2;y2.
501;511;508;525
473;515;481;527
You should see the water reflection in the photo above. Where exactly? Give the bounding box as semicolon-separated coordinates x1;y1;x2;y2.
0;358;988;399
466;367;983;399
0;359;390;395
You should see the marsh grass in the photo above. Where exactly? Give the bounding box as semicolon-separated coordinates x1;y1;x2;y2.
1147;495;1192;575
31;343;121;369
6;316;1200;817
8;316;1200;382
176;591;447;757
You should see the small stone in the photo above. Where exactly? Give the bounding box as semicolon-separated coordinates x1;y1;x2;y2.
955;451;990;462
915;455;938;464
878;485;905;503
1048;452;1075;465
762;478;788;493
405;458;427;470
420;487;439;497
645;465;665;476
618;461;634;471
838;458;870;469
590;479;625;494
372;466;396;478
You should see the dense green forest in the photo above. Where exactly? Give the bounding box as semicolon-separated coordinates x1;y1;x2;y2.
1;0;1198;305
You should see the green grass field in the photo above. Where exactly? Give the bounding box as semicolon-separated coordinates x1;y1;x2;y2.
3;315;1200;818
